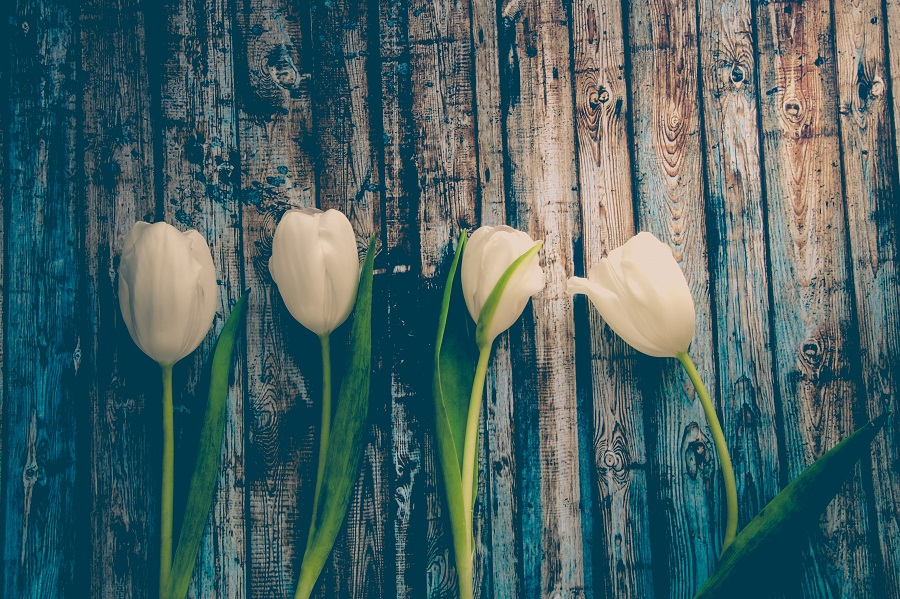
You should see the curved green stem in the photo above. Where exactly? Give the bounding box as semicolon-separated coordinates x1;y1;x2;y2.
160;364;174;599
676;352;738;551
461;345;491;544
305;334;332;555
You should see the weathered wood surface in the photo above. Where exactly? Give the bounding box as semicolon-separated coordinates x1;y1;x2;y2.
2;0;899;597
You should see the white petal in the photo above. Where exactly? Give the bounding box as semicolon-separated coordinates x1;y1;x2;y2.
318;209;360;332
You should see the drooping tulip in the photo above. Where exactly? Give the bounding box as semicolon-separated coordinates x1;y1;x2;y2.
567;231;695;358
569;231;738;549
118;221;218;366
269;207;360;336
460;225;545;347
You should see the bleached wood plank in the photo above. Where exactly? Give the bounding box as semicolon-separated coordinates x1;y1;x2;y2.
756;0;876;594
833;1;900;596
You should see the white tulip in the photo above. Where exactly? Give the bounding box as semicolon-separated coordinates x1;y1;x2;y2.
118;221;218;366
567;231;696;358
269;207;360;336
461;225;545;346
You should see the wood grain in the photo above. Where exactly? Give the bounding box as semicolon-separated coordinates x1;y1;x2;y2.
697;0;781;527
756;0;875;594
501;0;586;595
158;0;246;595
833;1;900;596
569;0;654;596
235;0;317;596
628;0;720;595
80;0;158;596
2;0;81;595
310;0;386;595
470;2;521;595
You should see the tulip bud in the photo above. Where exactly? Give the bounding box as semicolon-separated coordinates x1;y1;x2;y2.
461;225;545;346
269;207;360;336
118;221;218;366
567;231;696;358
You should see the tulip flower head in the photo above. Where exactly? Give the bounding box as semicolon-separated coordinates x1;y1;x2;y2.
461;225;545;347
118;221;218;366
269;208;360;336
567;231;696;358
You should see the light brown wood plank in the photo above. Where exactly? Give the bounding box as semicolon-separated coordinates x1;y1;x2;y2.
833;1;900;596
628;0;720;595
756;0;876;594
502;0;586;594
570;0;653;595
697;0;780;526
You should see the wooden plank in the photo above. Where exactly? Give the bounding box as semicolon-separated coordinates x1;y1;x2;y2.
755;0;876;595
697;0;781;525
470;2;521;595
235;0;317;596
833;1;900;596
888;0;900;174
569;0;654;595
157;0;246;595
309;0;387;595
501;0;586;595
2;0;81;595
397;0;481;596
80;0;158;596
627;0;720;595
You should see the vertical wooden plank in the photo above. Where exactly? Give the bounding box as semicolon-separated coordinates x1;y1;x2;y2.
470;2;521;597
394;0;481;596
80;0;158;595
569;0;655;595
236;0;316;595
501;0;586;595
2;0;81;595
888;0;900;171
158;0;245;595
756;0;876;595
833;1;900;596
697;0;781;524
309;0;387;595
627;0;720;595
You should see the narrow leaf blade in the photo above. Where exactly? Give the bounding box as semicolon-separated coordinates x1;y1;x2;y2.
694;413;889;598
167;292;250;599
295;236;376;599
433;232;479;590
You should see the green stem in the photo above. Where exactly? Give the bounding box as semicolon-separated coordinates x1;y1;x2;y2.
461;345;491;545
305;334;332;555
160;364;174;599
676;352;738;551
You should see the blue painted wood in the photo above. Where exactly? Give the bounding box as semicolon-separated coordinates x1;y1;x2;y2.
80;0;159;596
569;0;655;595
2;0;82;596
697;0;781;529
833;1;900;596
627;0;723;596
157;0;247;595
755;0;876;595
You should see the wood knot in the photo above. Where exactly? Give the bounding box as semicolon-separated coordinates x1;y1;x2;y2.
870;77;885;97
783;99;803;122
266;45;300;89
799;335;823;371
682;422;713;479
596;423;632;490
730;65;745;84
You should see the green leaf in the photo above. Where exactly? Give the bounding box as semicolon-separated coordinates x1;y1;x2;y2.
475;240;542;349
694;413;889;598
167;291;250;599
295;235;376;599
433;231;479;598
